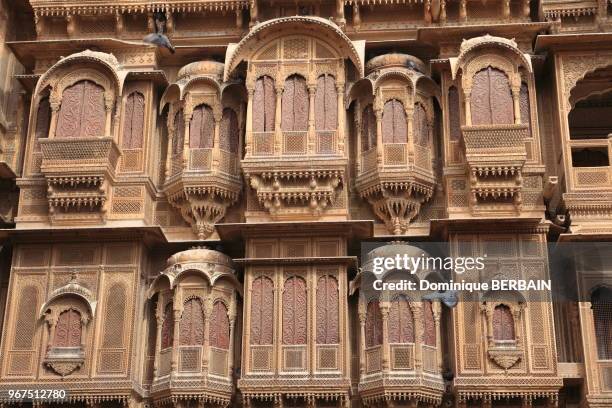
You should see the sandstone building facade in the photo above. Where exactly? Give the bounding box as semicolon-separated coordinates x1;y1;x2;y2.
0;0;610;407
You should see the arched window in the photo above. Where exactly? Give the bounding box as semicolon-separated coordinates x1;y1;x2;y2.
382;99;407;143
190;104;215;149
210;300;230;350
592;287;612;360
361;104;376;151
250;276;274;345
172;109;185;154
281;75;309;131
470;67;513;125
316;275;339;344
35;96;51;147
220;108;239;153
492;304;515;341
422;300;436;346
253;76;275;132
448;86;461;141
53;309;82;348
56;80;106;138
315;74;337;131
365;300;383;347
179;298;205;346
389;295;414;343
282;276;307;344
161;303;174;349
414;103;430;147
520;82;532;137
122;91;145;149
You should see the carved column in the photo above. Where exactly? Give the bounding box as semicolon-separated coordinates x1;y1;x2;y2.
522;396;533;408
154;305;164;378
459;0;467;22
182;109;191;169
464;91;472;126
355;100;362;173
380;302;390;371
522;0;530;18
147;12;155;33
213;109;222;168
375;108;383;165
104;96;114;137
236;9;243;28
481;303;493;347
512;84;522;124
308;85;316;155
171;301;181;374
44;312;58;352
336;82;345;155
440;0;447;23
165;119;174;180
66;15;76;38
406;105;415;161
336;0;346;27
115;12;124;37
503;0;510;20
433;302;443;371
228;298;237;378
274;88;283;156
165;11;174;34
353;4;361;29
202;298;211;370
246;87;254;157
249;0;259;27
414;303;424;370
49;98;60;139
358;307;366;376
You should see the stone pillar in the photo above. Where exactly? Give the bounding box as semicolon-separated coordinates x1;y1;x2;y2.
182;109;191;169
115;12;124;37
49;98;60;138
406;105;414;162
154;309;163;378
375;108;383;165
275;88;283;155
414;303;423;370
358;308;366;376
202;299;211;370
246;88;254;156
440;0;447;23
66;15;76;38
464;92;472;126
171;303;181;374
459;0;467;22
336;0;346;27
353;4;361;29
512;84;522;124
380;302;390;371
104;96;114;137
355;100;362;173
213;110;222;168
249;0;259;27
336;82;345;155
308;85;316;155
165;122;174;180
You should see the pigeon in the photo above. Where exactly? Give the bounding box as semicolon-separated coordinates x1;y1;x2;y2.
143;11;175;54
423;290;458;308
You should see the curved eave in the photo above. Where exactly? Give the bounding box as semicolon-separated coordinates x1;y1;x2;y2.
224;16;365;82
39;290;97;318
450;40;533;80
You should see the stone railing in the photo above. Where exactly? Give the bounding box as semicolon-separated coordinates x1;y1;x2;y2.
569;138;612;190
39;137;120;174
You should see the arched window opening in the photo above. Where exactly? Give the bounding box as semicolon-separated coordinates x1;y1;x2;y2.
382;99;407;143
282;276;307;345
35;96;51;148
422;300;436;346
315;74;337;131
122;91;145;149
470;67;513;125
281;75;309;131
179;298;205;346
519;82;532;137
361;104;376;151
568;89;612;167
172;109;185;155
592;287;612;360
253;76;275;132
492;304;515;341
250;276;274;345
220;108;239;153
316;275;339;344
210;300;230;350
414;103;430;147
389;295;414;343
448;86;461;141
56;80;106;139
365;300;383;347
161;302;174;349
53;309;82;348
190;104;215;149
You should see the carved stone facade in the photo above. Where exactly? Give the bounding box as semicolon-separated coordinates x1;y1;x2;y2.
0;1;610;408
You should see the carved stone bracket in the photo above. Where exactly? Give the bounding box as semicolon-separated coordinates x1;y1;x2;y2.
44;347;85;377
487;347;523;371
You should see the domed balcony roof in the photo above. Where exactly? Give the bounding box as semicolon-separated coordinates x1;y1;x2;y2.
365;53;428;76
166;246;233;268
177;60;224;81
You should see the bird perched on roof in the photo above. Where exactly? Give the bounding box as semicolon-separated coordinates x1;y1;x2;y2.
143;11;175;54
423;290;458;308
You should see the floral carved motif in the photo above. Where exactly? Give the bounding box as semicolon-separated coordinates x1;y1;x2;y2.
470;67;513;126
365;300;383;347
56;80;105;139
210;301;230;349
179;298;205;346
316;275;339;344
250;276;274;345
389;296;414;343
282;276;307;345
122;91;145;149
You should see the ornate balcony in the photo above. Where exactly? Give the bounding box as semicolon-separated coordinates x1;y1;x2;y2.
354;54;438;235
461;123;529;210
161;61;243;239
39;137;120;223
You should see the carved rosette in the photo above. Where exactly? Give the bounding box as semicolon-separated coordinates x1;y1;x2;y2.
245;169;344;217
166;183;240;239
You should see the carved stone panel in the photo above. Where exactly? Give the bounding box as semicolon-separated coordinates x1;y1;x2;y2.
210;300;230;349
414;103;429;147
492;304;515;341
389;296;414;343
422;300;436;347
448;86;461;142
172;109;185;154
179;298;205;346
315;74;337;131
382;99;407;143
281;75;309;131
53;309;81;347
56;80;105;138
361;104;376;151
13;286;38;350
190;104;215;149
282;276;307;345
102;283;126;348
470;67;513;125
122;91;145;149
520;82;532;137
316;275;339;344
365;300;383;347
161;302;174;349
253;76;275;132
220;108;239;153
250;276;274;345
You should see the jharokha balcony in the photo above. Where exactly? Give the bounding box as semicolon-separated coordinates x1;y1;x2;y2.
353;54;438;235
161;61;243;239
